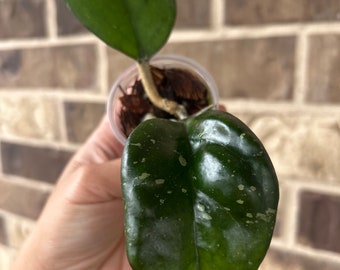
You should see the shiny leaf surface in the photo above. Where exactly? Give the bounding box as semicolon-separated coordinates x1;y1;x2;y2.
121;110;279;270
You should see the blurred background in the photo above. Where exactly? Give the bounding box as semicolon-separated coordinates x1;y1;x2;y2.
0;0;340;269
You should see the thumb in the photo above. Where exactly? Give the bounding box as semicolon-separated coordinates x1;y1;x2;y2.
57;158;122;204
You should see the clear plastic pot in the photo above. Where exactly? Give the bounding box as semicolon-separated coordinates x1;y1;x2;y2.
107;54;219;145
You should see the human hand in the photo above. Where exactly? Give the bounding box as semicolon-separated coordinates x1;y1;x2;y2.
12;117;132;270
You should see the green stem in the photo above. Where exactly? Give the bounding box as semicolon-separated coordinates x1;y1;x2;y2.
137;60;187;120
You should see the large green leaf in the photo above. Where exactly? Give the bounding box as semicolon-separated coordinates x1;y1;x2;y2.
65;0;176;60
121;110;279;269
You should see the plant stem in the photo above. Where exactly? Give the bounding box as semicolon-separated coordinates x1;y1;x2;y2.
137;60;187;120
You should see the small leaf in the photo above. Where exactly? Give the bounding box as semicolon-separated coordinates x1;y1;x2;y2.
65;0;176;60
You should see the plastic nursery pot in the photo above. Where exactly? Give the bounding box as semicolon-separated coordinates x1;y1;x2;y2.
107;54;219;145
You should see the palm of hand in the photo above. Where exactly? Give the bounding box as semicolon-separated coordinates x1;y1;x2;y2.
46;118;132;270
14;118;132;270
38;161;132;270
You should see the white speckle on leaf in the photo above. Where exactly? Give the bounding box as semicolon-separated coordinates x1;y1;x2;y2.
266;208;276;215
150;139;156;144
131;143;141;147
139;173;150;180
254;151;263;157
224;207;231;211
250;186;257;191
246;213;253;218
256;212;270;222
141;158;146;163
181;188;187;193
179;155;187;166
202;212;212;220
240;133;246;139
167;190;173;194
159;199;165;205
197;203;205;212
155;179;165;185
238;184;244;191
236;199;244;204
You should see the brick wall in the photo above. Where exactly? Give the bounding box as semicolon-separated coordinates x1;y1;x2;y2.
1;0;340;269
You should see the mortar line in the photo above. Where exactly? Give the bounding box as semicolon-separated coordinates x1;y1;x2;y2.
0;35;96;50
0;134;80;152
0;175;54;194
0;90;107;100
56;95;69;144
97;42;109;95
293;30;309;104
0;209;36;224
46;0;58;40
303;22;340;35
278;178;340;248
1;90;340;114
169;27;295;43
270;239;340;264
60;94;107;103
0;22;339;50
208;21;340;38
171;22;340;42
0;211;36;250
282;184;300;247
285;178;340;197
210;0;225;32
220;99;340;115
0;213;34;233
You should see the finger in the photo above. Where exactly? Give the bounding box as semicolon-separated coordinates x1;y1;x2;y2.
61;159;122;204
73;116;124;164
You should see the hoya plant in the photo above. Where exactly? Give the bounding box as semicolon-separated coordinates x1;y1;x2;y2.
65;1;279;269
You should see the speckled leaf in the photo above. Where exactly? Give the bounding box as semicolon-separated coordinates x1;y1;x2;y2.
121;110;279;270
64;0;176;60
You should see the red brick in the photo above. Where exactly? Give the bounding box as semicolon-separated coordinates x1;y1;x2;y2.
162;37;295;100
0;0;46;39
0;180;50;220
226;0;340;25
0;216;7;245
298;191;340;254
261;247;340;269
64;101;105;143
175;0;210;29
306;34;340;104
1;142;73;184
0;45;98;89
56;0;88;36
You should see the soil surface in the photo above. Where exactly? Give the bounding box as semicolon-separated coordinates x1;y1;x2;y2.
119;66;210;137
